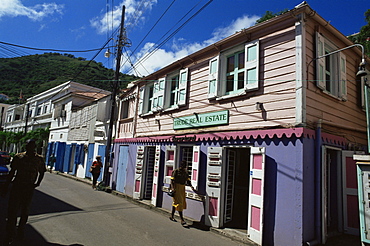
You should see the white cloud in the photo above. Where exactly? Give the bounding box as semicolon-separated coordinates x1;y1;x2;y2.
90;0;158;35
126;14;260;76
0;0;64;21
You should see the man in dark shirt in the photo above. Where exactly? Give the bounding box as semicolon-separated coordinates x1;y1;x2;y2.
3;139;46;244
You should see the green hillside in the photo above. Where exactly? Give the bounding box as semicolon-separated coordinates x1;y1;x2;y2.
0;53;139;103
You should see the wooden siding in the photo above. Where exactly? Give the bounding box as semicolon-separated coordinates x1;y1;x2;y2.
135;24;298;137
304;17;367;145
130;12;367;147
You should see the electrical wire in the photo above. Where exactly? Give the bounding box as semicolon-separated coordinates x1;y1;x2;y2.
0;41;112;53
124;0;213;74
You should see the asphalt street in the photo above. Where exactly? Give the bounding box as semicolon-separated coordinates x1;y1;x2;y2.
0;173;244;246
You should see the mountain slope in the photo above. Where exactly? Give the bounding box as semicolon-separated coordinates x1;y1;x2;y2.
0;53;139;103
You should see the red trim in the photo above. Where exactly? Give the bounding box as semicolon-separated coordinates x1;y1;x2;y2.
115;127;319;143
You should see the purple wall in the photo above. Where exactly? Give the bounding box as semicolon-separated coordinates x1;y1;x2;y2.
112;133;317;245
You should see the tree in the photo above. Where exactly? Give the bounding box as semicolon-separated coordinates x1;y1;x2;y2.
255;9;289;24
22;128;50;153
0;128;49;154
349;9;370;58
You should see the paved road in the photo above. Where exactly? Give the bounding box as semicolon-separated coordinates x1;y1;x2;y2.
0;173;244;246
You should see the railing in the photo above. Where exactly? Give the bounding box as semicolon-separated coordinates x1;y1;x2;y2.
118;118;134;138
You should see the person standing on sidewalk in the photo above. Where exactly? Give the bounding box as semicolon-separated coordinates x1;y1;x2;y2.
90;155;103;190
169;160;196;227
2;139;46;244
48;153;56;173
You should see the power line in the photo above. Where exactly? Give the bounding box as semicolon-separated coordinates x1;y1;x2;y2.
124;0;214;74
0;41;112;53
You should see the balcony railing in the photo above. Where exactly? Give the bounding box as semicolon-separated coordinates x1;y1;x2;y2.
118;118;134;138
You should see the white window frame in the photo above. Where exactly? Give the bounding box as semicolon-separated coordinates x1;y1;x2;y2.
208;40;259;100
316;33;347;100
164;68;188;110
139;69;189;116
166;72;180;108
152;77;165;111
139;83;154;115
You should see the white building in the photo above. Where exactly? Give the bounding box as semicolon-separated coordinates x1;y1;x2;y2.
47;81;112;179
4;81;112;180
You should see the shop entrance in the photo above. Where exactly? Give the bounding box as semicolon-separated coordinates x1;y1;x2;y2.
140;146;155;200
321;147;360;244
223;147;251;229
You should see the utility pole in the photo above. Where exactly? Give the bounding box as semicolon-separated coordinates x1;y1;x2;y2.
103;5;126;185
24;103;30;135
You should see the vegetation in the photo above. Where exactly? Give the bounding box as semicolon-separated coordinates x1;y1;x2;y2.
255;9;289;24
348;9;370;58
0;128;49;154
0;53;139;104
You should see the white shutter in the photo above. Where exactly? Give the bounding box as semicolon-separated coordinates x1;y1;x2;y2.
178;68;188;106
152;78;165;111
157;78;165;110
151;145;161;206
316;33;326;90
191;146;200;189
96;100;107;121
138;87;145;115
208;56;219;99
205;146;223;228
245;40;259;91
133;146;144;199
339;52;347;100
54;105;62;119
247;147;265;245
164;145;176;184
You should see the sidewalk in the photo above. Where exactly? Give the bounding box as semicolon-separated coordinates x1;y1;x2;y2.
55;172;362;246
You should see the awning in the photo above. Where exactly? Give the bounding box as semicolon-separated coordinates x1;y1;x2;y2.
114;127;347;145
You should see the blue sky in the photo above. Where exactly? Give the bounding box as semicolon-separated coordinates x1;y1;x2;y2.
0;0;368;77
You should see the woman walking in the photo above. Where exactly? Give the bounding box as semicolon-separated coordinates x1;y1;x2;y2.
169;160;196;226
90;155;103;189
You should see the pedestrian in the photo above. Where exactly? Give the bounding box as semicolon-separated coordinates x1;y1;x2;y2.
2;139;46;244
48;153;56;173
169;160;196;227
90;155;103;190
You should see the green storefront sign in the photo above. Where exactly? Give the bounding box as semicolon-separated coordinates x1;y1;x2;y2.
173;110;229;130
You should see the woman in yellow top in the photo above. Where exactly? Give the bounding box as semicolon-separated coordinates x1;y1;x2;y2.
169;160;196;226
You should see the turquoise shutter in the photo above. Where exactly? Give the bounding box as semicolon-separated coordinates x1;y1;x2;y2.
152;78;165;111
244;40;259;91
339;52;347;100
178;68;188;106
138;86;144;115
157;77;165;109
316;33;326;90
208;56;219;99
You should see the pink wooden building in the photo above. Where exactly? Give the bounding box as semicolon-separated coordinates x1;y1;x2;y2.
112;3;369;245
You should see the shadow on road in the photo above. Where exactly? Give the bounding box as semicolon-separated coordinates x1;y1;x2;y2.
0;186;83;246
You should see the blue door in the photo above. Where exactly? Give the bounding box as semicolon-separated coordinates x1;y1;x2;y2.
71;144;80;176
46;142;54;165
55;142;66;172
63;144;72;173
85;143;95;178
97;145;106;181
116;145;129;193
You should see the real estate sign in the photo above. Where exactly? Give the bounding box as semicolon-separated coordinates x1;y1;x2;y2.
173;110;229;130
